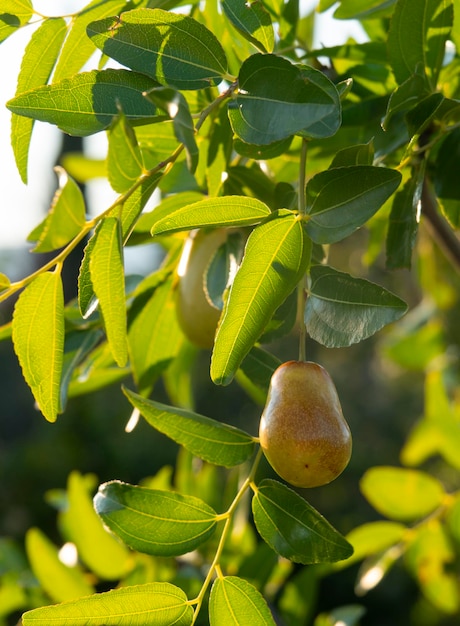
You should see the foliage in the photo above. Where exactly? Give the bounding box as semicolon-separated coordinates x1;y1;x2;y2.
1;0;460;624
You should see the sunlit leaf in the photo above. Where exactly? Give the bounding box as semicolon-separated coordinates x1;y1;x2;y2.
52;0;128;82
87;8;228;90
209;576;276;625
25;528;94;603
338;521;407;568
90;217;128;367
107;112;144;193
29;167;86;253
252;479;353;564
61;471;131;581
12;271;64;422
0;273;11;292
150;195;271;235
360;466;445;521
22;582;194;626
211;214;311;385
0;0;32;44
11;17;67;183
305;265;408;348
123;387;256;466
94;480;218;556
221;0;274;53
305;166;402;244
7;69;159;136
228;54;341;144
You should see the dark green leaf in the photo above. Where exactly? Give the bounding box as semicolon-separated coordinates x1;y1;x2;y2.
0;0;32;44
123;387;256;467
60;329;103;412
305;265;408;348
382;70;429;130
221;0;274;53
239;347;282;393
12;272;64;422
22;582;193;626
386;164;424;269
434;128;460;228
388;0;454;88
305;166;402;244
11;17;67;183
94;480;218;556
150;195;271;235
228;54;341;145
405;92;445;139
252;479;353;564
360;466;445;521
87;8;228;90
211;214;311;385
314;605;366;626
7;69;159;136
329;141;374;168
233;136;293;160
209;576;276;625
145;86;198;173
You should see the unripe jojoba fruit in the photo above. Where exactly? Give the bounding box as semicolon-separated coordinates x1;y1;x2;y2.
176;228;228;349
259;361;352;488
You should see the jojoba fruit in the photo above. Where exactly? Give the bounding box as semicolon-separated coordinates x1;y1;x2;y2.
176;228;228;349
259;360;352;488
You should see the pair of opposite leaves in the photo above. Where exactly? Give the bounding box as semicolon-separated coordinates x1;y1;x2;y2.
176;228;352;488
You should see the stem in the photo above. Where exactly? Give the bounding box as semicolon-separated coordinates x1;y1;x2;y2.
298;139;309;362
421;178;460;274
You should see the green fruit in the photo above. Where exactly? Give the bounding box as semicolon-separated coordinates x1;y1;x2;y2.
259;360;352;488
176;228;228;349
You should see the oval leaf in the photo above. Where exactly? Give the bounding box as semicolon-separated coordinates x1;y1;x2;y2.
150;196;271;236
94;480;218;556
210;576;276;626
221;0;274;53
360;466;445;522
305;166;402;244
7;69;159;136
90;217;128;367
211;214;311;385
12;17;67;183
305;265;408;348
252;479;353;564
228;54;341;144
12;271;64;422
123;387;256;467
87;8;228;90
21;582;193;626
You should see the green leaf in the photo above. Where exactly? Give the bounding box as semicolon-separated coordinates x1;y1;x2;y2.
61;471;131;581
382;69;429;130
341;521;407;567
0;272;11;292
221;0;274;53
12;271;64;422
25;528;94;603
333;0;397;19
94;480;218;556
150;196;271;236
145;86;198;173
388;0;454;88
329;142;374;168
228;54;341;144
314;606;366;626
360;466;445;521
128;275;184;392
305;166;402;244
107;112;144;193
22;582;194;626
90;217;128;367
0;0;32;44
11;17;67;183
7;69;159;136
233;136;293;160
209;576;276;626
29;167;86;253
386;164;424;269
239;347;282;393
211;214;311;385
434;127;460;228
252;480;353;564
123;387;256;467
87;8;228;90
305;265;408;348
117;172;163;243
52;0;128;82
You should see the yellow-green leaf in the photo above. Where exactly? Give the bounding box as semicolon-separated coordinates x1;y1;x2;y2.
12;271;64;422
0;0;32;44
210;576;276;625
90;217;128;367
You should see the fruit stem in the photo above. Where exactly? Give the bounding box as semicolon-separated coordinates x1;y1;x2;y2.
298;138;309;362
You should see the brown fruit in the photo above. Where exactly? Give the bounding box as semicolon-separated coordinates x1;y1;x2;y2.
176;228;228;349
259;361;352;488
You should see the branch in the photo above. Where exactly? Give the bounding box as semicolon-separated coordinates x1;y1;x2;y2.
421;179;460;274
